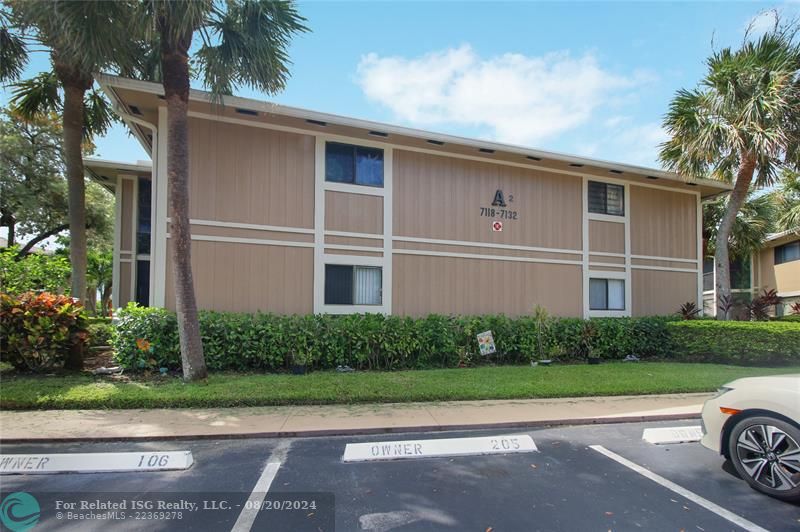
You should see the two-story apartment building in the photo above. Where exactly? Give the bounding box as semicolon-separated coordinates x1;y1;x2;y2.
92;74;731;318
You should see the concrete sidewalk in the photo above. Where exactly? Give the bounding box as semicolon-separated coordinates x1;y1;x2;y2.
0;393;710;442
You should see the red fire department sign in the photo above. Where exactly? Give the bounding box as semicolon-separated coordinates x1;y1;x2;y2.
492;221;503;232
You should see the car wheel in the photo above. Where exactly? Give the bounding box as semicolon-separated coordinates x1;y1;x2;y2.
727;415;800;502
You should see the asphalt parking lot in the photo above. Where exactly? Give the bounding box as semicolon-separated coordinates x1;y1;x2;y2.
1;420;798;531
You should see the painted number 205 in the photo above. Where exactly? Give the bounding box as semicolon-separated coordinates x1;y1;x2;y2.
490;438;521;451
137;454;170;468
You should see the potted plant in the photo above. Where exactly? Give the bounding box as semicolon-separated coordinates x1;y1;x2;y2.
291;351;309;375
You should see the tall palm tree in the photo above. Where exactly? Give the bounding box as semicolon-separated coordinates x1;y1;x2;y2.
703;192;777;259
1;1;137;308
133;0;308;381
660;27;800;319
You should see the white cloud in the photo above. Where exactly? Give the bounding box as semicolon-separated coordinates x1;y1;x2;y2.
606;122;669;167
356;45;652;146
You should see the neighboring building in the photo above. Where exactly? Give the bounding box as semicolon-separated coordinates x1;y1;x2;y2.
95;74;732;318
85;158;153;308
702;230;800;317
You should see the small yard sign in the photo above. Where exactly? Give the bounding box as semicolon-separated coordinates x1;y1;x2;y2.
477;330;496;356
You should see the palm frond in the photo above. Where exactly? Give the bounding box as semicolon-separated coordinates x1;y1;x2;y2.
0;23;28;82
198;0;309;96
83;88;116;139
704;191;778;257
8;71;61;120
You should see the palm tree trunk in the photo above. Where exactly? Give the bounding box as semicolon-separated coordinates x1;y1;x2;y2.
54;61;92;371
161;33;207;381
714;155;756;320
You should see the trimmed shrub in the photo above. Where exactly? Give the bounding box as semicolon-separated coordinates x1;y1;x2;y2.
112;304;679;372
0;292;89;371
668;320;800;365
87;321;114;347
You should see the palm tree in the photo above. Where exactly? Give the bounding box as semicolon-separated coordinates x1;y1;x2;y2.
1;1;137;308
660;26;800;319
703;192;777;259
772;169;800;232
133;0;308;381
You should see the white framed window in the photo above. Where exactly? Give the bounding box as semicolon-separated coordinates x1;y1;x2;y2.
589;278;625;311
325;142;384;187
588;181;624;216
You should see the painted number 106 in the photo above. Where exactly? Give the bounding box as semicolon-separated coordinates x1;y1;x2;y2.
138;454;170;468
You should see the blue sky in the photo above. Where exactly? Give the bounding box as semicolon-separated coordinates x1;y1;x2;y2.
2;1;799;169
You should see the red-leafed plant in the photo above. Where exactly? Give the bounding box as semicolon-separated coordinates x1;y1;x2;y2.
791;302;800;315
0;292;89;371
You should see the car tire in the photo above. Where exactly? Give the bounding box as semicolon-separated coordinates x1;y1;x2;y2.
727;415;800;502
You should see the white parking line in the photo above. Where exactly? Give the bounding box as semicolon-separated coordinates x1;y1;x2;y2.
231;440;292;532
589;445;769;532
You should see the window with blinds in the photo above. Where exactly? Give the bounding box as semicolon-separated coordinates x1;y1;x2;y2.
588;181;624;216
324;265;382;305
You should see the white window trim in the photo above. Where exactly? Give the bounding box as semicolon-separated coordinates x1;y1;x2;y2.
314;136;393;314
588;271;628;317
583;176;631;318
320;254;387;314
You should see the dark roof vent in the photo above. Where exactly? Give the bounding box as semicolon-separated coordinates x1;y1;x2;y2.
569;163;584;168
369;130;388;137
235;108;258;116
479;148;495;154
646;175;659;180
526;156;542;161
129;105;142;116
306;119;327;126
426;139;445;146
609;169;623;174
687;182;698;186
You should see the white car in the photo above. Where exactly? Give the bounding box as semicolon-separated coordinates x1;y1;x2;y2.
701;374;800;502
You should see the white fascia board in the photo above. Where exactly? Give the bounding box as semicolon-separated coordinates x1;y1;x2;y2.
94;73;732;193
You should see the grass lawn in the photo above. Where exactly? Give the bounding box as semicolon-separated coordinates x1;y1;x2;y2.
1;363;798;410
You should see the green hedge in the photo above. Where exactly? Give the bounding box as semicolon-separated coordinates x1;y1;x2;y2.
113;305;676;371
112;305;800;372
667;320;800;365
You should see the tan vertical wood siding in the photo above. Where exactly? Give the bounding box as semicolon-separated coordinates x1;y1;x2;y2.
120;179;135;252
632;269;696;316
392;254;582;316
630;186;697;259
185;117;315;228
759;245;800;294
118;261;133;306
164;240;313;313
393;150;582;250
324;191;383;234
588;220;625;254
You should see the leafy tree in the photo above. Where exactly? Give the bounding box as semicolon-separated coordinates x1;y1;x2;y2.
660;23;800;319
0;245;70;295
0;110;113;258
1;0;138;307
131;0;308;381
